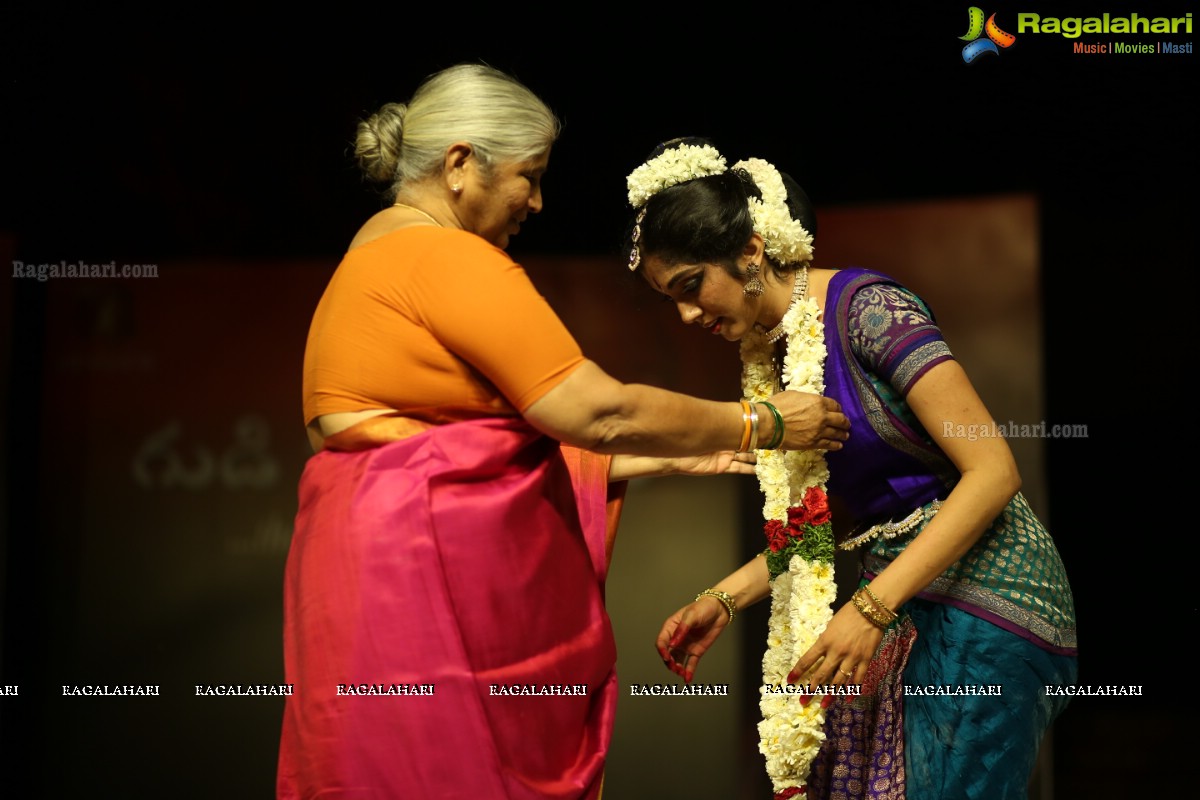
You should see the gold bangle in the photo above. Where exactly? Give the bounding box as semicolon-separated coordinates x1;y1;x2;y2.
851;588;891;629
852;592;888;629
861;584;898;624
696;588;737;624
737;401;753;453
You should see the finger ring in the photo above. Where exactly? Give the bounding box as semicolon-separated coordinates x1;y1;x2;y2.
840;668;855;678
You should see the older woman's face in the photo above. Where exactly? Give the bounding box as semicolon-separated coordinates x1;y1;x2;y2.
642;256;757;342
460;149;550;249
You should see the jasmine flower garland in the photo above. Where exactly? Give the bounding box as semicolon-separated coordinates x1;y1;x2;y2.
626;143;727;209
741;290;836;800
623;143;832;796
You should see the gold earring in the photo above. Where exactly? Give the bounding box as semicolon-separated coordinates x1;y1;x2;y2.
743;261;764;296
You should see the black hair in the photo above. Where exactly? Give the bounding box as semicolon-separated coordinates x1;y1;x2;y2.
624;137;817;276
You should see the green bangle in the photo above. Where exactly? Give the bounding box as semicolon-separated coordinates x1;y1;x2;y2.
761;402;785;450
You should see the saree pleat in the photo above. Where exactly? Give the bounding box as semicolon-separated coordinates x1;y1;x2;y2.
808;616;917;800
277;416;621;800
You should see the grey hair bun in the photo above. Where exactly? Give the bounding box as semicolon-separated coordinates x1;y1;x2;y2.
355;102;407;184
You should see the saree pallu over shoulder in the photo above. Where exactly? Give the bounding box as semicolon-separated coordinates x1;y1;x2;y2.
822;269;958;524
278;416;622;800
822;269;1076;655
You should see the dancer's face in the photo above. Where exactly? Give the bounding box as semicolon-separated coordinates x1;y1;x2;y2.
641;256;757;342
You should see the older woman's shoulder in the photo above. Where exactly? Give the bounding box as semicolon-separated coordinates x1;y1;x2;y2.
346;225;501;258
339;226;519;285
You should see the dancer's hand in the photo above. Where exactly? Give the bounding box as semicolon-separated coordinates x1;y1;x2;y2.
787;601;882;693
655;597;730;683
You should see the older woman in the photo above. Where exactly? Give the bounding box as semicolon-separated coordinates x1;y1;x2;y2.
276;69;849;800
625;138;1077;800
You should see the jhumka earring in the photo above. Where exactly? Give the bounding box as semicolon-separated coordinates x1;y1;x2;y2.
743;261;765;296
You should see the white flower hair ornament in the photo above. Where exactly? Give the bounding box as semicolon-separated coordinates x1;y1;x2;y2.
732;158;815;267
626;143;729;271
626;142;728;209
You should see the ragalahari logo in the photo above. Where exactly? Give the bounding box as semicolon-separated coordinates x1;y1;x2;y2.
960;7;1017;62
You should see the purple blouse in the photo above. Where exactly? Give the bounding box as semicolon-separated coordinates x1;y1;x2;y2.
824;269;958;527
821;268;1076;652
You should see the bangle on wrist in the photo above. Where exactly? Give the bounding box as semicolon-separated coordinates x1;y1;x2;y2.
851;587;895;629
737;400;753;453
696;588;737;624
748;402;760;451
761;402;785;450
860;584;897;624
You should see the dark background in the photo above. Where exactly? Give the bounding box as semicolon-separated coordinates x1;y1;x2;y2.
3;3;1194;797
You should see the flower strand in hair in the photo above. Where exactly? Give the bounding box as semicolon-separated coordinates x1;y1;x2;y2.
733;158;814;266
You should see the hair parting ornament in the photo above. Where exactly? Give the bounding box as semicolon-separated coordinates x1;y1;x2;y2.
625;143;814;271
626;143;727;271
627;207;648;271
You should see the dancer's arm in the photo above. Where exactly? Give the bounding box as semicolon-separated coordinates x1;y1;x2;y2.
655;554;771;683
788;360;1020;688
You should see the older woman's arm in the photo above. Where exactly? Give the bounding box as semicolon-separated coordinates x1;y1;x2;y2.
524;360;850;457
607;450;758;481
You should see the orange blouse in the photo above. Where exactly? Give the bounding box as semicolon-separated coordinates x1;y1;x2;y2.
302;226;585;426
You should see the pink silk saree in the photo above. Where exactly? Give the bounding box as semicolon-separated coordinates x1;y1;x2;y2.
277;415;624;799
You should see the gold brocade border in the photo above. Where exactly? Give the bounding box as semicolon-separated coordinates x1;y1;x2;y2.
863;552;1078;650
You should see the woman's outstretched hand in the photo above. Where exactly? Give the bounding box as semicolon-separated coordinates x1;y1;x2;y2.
672;450;757;476
607;451;756;482
655;597;730;684
767;391;851;452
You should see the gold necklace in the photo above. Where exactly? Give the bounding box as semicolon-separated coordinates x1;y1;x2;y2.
392;203;442;227
760;265;809;344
